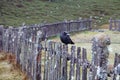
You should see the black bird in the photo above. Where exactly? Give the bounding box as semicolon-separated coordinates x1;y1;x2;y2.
60;31;74;45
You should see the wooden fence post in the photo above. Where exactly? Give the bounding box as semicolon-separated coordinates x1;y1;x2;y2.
109;18;113;30
63;19;68;32
61;45;68;80
44;41;50;80
0;26;3;51
20;28;27;72
114;53;119;68
54;43;62;80
76;47;81;80
91;33;110;80
114;19;117;30
15;28;21;65
113;53;120;80
118;20;120;31
53;43;62;80
113;53;118;80
80;18;84;30
82;48;87;80
69;46;76;80
36;30;43;80
49;41;54;80
89;16;92;30
33;30;43;80
3;29;9;53
44;41;53;80
109;18;120;31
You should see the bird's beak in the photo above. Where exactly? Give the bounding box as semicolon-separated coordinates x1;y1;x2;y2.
67;34;70;36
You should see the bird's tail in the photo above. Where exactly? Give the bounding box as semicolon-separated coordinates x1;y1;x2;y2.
71;41;74;44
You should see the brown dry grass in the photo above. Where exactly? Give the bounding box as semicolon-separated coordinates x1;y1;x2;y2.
0;52;28;80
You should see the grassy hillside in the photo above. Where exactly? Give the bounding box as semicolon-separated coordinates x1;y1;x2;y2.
0;0;120;26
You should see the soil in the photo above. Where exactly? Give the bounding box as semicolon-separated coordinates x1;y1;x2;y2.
0;52;28;80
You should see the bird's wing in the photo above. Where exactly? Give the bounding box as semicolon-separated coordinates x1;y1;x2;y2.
66;35;74;44
60;34;66;43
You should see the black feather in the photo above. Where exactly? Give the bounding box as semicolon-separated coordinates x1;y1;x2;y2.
60;31;74;45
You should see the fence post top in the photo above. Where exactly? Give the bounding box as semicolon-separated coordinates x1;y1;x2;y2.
90;16;92;19
0;25;4;28
92;33;111;48
37;30;42;36
64;19;68;23
8;26;13;29
78;17;82;20
70;20;74;22
110;17;112;20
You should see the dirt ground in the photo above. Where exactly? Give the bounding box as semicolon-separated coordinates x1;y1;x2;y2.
0;52;28;80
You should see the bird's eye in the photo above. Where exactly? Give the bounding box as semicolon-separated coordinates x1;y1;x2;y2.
64;32;66;34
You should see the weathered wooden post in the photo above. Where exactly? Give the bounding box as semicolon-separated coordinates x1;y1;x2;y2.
114;19;117;31
7;26;13;53
69;46;76;80
62;45;68;80
43;43;48;80
76;47;81;80
33;29;43;80
82;48;87;80
35;29;44;80
55;43;62;80
81;18;84;30
3;28;8;52
114;63;120;80
78;17;82;30
63;19;68;32
48;41;54;80
0;25;3;51
16;27;24;65
11;28;17;54
27;32;35;79
89;16;92;30
118;20;120;31
113;53;120;80
91;33;111;80
20;27;27;72
109;18;113;30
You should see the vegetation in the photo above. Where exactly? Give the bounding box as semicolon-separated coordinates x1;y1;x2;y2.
0;52;27;80
0;0;120;26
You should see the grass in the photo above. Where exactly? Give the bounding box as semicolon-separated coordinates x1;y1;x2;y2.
0;0;120;26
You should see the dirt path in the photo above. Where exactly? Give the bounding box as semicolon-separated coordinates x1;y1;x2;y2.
0;52;27;80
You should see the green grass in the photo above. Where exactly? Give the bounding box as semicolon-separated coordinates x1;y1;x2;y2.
0;0;120;26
